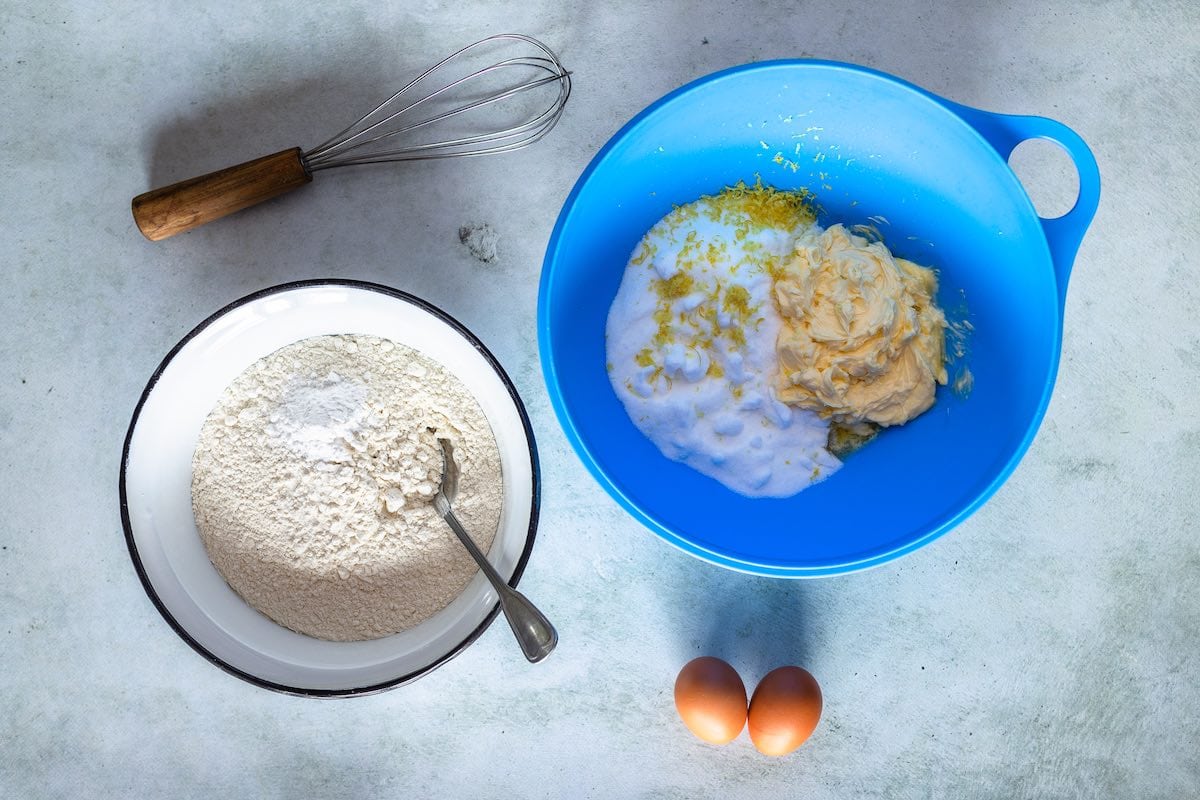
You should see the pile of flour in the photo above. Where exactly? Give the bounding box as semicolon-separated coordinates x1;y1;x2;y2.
191;334;503;641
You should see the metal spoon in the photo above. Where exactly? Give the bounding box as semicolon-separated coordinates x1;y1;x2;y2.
434;438;557;663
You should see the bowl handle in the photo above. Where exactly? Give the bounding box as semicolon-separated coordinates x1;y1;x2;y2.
939;100;1101;309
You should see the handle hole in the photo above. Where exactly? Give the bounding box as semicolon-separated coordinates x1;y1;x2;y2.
1007;138;1080;220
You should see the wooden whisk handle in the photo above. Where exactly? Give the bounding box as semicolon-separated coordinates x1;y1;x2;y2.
131;147;312;241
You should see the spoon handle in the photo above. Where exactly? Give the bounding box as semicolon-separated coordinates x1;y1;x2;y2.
437;503;558;663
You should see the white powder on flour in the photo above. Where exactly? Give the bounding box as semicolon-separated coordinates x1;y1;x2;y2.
191;334;503;641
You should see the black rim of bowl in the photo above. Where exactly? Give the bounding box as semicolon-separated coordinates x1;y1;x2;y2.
118;279;541;697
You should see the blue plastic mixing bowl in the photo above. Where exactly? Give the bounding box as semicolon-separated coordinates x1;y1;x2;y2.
539;61;1099;576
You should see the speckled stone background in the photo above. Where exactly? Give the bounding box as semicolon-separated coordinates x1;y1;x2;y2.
2;1;1197;797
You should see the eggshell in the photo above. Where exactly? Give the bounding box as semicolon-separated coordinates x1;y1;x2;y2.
673;657;748;744
747;666;822;756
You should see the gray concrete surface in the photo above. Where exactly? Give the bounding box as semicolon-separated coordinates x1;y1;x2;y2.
2;1;1197;797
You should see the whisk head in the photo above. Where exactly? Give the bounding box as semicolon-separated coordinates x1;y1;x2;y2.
302;34;571;171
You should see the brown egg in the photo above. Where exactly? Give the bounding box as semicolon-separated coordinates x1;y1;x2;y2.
747;666;822;756
674;656;748;744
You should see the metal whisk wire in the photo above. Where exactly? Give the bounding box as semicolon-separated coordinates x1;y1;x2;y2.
131;33;571;241
303;33;571;171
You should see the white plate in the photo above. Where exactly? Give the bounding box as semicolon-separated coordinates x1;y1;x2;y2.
120;280;539;695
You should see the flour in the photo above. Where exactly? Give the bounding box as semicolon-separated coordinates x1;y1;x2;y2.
191;334;504;641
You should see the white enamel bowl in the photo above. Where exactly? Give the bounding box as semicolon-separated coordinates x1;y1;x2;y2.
120;280;539;695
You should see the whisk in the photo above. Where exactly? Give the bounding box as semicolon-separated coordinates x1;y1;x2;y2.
131;34;571;241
